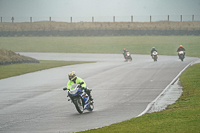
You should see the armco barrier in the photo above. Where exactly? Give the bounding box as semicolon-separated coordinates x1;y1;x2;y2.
0;30;200;36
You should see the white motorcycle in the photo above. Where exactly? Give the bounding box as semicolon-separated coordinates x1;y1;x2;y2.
178;51;185;61
124;51;132;61
152;51;158;62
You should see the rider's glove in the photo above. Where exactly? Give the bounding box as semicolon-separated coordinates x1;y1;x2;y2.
63;87;67;91
81;87;86;90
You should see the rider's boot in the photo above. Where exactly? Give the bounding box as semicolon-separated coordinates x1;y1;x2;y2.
88;91;93;101
85;88;93;102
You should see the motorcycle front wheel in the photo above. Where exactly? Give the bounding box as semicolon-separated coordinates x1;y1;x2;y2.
154;57;157;61
74;98;84;114
180;55;184;61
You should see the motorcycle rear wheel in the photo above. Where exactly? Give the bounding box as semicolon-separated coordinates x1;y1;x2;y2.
88;102;94;111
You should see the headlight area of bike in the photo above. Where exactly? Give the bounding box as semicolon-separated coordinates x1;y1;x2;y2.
153;51;157;55
179;51;184;54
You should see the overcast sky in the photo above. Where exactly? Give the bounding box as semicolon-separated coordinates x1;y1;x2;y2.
0;0;200;22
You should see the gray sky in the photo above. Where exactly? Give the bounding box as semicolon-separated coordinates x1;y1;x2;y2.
0;0;200;22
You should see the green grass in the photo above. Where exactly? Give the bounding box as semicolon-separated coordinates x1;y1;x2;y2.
0;36;200;57
0;60;94;79
78;63;200;133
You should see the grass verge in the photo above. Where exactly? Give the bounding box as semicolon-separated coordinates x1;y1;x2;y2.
0;60;94;80
78;63;200;133
0;36;200;57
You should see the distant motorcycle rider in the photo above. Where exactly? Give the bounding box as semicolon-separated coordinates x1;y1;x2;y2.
151;47;157;56
177;45;186;58
123;48;128;58
65;71;93;101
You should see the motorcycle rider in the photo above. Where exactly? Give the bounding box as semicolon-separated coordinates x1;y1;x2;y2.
177;45;186;58
123;48;128;58
151;47;158;57
65;71;93;102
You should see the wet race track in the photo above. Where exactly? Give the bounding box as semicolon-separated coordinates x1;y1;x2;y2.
0;53;198;133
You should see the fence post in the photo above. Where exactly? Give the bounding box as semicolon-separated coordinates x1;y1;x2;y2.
11;17;14;23
49;17;51;22
92;16;94;22
192;15;194;21
30;17;32;22
150;15;151;22
113;16;115;22
131;16;133;22
1;17;2;23
180;15;182;22
168;15;169;21
70;17;72;23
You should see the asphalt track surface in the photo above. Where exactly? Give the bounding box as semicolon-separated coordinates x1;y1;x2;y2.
0;53;198;133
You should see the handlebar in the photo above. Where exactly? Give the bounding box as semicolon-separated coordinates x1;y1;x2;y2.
63;87;67;91
63;82;84;91
79;82;84;85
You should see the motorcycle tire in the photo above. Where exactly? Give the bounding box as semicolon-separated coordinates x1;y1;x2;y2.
88;102;94;111
74;98;84;114
180;55;184;61
154;57;157;61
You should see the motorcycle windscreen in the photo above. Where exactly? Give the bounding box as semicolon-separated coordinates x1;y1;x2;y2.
69;84;79;95
153;51;157;55
179;51;184;54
